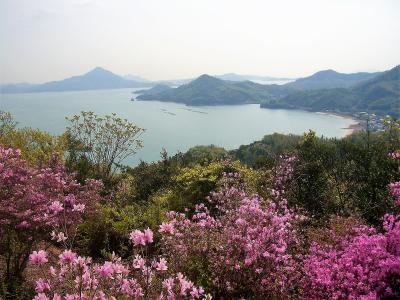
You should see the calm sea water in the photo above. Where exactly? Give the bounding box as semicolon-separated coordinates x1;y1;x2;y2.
0;88;355;165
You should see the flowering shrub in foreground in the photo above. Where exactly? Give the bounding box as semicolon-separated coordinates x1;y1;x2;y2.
0;145;102;284
30;229;205;300
301;152;400;300
14;148;400;299
160;156;307;298
302;220;400;299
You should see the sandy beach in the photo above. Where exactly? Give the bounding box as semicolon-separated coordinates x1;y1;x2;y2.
316;111;364;136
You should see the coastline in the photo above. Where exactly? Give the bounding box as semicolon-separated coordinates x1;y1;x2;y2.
343;122;364;136
316;111;364;137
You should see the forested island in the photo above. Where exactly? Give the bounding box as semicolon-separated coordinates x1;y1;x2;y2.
1;110;399;299
137;65;399;118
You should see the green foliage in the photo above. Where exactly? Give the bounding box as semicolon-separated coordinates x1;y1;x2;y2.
231;133;301;168
161;160;262;212
181;145;229;166
289;131;341;219
0;279;35;300
168;161;223;211
64;111;145;186
124;150;181;203
0;111;17;137
77;199;169;258
353;66;400;117
287;128;400;225
262;88;358;112
0;111;65;166
77;205;136;258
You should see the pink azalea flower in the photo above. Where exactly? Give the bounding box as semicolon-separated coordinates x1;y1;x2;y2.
35;278;50;293
59;249;77;264
96;261;114;278
72;203;85;212
130;230;145;246
162;277;174;291
133;255;145;270
29;250;48;265
159;222;174;234
49;200;63;213
144;228;154;243
51;231;67;242
155;258;168;271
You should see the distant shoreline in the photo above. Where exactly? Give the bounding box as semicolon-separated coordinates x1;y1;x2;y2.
316;111;364;137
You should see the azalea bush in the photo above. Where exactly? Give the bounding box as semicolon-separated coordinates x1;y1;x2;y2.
0;145;102;290
302;218;400;299
29;229;205;300
159;156;307;298
301;150;400;300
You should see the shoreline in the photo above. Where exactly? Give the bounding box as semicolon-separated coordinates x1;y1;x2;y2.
342;122;364;136
316;111;364;137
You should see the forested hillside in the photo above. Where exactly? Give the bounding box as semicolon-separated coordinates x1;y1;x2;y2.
136;74;293;105
286;69;380;90
262;65;400;117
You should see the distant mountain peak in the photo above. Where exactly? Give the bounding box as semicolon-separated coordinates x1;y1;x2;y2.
189;74;224;87
311;69;340;77
85;67;115;76
197;74;215;80
93;66;107;71
315;69;339;74
0;67;154;93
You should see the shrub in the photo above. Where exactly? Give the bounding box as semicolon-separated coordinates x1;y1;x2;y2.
0;145;102;292
29;229;205;299
160;156;306;298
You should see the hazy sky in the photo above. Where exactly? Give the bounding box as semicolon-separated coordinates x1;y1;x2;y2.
1;0;399;83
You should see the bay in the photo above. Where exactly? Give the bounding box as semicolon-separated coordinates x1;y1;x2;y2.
0;88;356;165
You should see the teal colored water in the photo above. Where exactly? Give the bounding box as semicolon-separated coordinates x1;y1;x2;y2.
0;88;355;165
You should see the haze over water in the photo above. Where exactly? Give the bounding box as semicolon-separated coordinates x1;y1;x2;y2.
0;88;355;165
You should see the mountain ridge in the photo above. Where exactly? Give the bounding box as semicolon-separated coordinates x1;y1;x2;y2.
0;67;153;93
286;69;381;90
136;74;293;105
262;65;399;117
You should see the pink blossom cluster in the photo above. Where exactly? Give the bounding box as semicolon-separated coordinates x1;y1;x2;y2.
389;150;400;160
222;171;240;178
272;155;297;193
129;228;153;246
0;145;103;249
29;229;204;300
302;217;400;299
29;250;49;265
160;157;306;298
